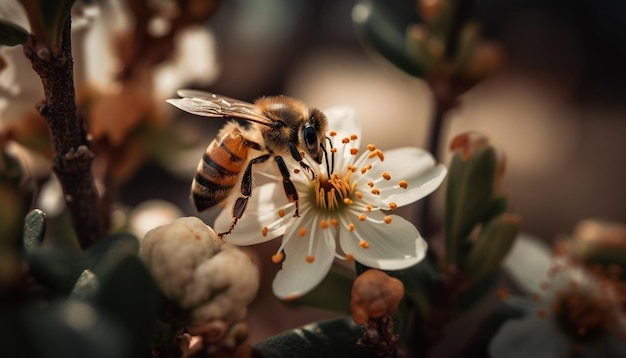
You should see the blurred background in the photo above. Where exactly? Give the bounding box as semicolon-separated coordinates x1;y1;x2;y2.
109;0;626;344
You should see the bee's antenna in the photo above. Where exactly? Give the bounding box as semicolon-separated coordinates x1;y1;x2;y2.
324;136;335;174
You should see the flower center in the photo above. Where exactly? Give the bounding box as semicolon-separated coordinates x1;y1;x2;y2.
313;171;355;213
554;289;617;342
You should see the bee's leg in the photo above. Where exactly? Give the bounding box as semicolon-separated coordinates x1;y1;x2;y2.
275;156;300;217
219;154;270;238
288;142;314;179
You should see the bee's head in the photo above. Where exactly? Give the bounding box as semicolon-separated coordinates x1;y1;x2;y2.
302;108;327;164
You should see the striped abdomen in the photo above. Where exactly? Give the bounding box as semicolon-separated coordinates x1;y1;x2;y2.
192;127;251;211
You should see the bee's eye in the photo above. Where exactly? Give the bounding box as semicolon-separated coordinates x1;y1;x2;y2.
303;126;318;151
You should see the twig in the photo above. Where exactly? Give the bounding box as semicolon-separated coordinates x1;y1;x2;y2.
23;16;103;248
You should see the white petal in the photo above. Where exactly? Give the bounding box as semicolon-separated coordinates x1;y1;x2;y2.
489;315;570;358
321;107;361;176
339;212;427;270
502;233;552;294
324;106;361;142
216;182;294;245
272;215;336;299
361;148;447;208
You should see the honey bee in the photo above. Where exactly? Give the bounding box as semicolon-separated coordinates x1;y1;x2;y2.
167;90;329;237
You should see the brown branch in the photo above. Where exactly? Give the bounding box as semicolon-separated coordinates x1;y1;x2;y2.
23;15;103;248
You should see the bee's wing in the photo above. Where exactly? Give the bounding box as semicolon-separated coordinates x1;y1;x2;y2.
167;90;273;126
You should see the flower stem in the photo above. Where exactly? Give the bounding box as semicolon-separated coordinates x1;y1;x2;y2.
23;16;103;248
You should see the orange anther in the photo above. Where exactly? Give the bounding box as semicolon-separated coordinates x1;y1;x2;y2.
388;202;397;210
278;209;286;217
384;215;392;224
367;144;376;151
382;172;391;180
350;134;358;140
262;227;269;236
298;227;307;237
329;131;337;136
342;137;350;144
272;252;284;263
306;255;315;263
348;223;355;231
398;180;408;189
355;191;363;199
345;253;355;262
359;214;367;221
359;240;370;249
320;220;329;229
331;218;339;227
350;148;359;155
344;198;353;205
371;188;380;195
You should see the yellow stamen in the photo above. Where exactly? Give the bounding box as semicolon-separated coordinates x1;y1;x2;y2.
382;172;391;180
359;240;370;249
298;227;307;237
272;252;284;263
399;180;408;189
359;214;367;221
384;215;392;224
306;255;315;263
262;227;269;236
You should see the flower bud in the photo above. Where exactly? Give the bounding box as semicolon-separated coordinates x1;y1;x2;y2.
350;269;404;324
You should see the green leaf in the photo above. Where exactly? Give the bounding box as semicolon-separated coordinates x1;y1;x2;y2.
39;0;75;48
352;0;425;77
444;147;497;264
26;242;83;295
23;209;47;252
290;266;354;314
70;269;99;299
465;213;521;281
0;19;29;46
82;232;139;268
254;317;376;358
90;253;159;358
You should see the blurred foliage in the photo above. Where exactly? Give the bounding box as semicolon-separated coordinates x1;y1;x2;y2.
0;18;28;46
0;209;159;358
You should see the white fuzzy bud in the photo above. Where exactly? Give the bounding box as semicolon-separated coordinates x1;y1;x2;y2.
140;217;259;325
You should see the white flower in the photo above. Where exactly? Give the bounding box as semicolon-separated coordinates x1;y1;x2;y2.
214;107;447;299
491;236;626;357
